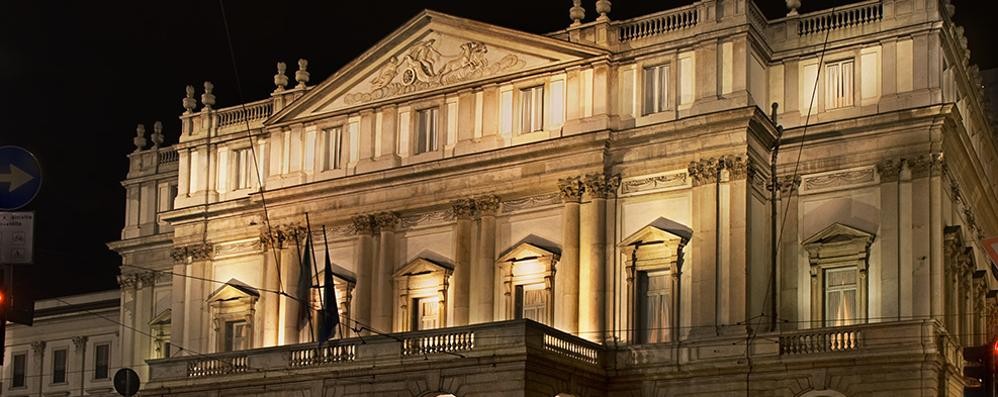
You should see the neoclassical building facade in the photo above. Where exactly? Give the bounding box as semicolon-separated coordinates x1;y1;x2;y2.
107;0;998;395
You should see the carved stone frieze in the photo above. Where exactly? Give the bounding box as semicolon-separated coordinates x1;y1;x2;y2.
801;167;876;192
502;192;562;213
345;40;526;105
400;209;453;229
583;173;620;199
908;153;944;177
620;172;688;194
214;238;263;258
260;223;307;249
558;176;584;202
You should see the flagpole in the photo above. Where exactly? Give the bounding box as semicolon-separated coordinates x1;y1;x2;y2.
291;227;312;345
305;213;323;344
321;225;345;341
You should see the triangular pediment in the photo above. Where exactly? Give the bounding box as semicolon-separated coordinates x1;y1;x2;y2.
803;223;874;247
268;10;607;125
207;279;260;303
618;218;692;248
394;256;453;278
149;309;171;326
497;235;561;263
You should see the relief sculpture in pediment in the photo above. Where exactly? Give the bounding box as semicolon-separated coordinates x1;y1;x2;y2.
345;39;525;105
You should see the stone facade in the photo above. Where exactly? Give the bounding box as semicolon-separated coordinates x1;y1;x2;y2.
107;0;998;396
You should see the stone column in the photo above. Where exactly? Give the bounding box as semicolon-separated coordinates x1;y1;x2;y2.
877;159;903;321
133;273;155;371
72;336;87;394
899;161;916;318
259;232;280;347
688;159;719;336
118;275;137;367
579;173;617;343
31;341;45;394
775;171;801;330
927;154;945;323
557;177;583;334
352;215;377;333
451;199;475;326
722;156;748;328
470;196;499;324
280;226;303;345
372;212;399;332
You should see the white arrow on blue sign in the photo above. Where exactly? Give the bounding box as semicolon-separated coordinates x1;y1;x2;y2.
0;146;42;210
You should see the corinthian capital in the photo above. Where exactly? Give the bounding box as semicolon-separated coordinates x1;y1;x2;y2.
558;176;584;203
583;173;620;199
475;195;501;216
451;198;476;219
688;158;719;187
876;158;904;182
375;212;400;231
351;214;377;235
909;153;944;177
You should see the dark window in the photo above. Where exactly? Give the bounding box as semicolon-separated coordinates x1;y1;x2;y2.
94;344;110;380
52;349;67;383
12;354;26;388
415;107;438;154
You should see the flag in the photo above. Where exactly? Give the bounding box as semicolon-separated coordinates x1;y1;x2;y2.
297;237;313;328
317;239;340;348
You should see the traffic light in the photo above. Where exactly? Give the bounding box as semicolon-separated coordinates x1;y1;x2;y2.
965;340;998;397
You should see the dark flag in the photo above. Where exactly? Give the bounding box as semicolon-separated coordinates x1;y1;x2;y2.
317;239;340;348
297;237;313;328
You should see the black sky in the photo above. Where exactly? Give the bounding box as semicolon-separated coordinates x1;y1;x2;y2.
1;1;995;300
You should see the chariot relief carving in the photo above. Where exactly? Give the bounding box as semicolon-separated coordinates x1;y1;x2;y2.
345;39;525;105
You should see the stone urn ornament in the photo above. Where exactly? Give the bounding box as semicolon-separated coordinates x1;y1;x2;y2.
151;121;164;149
201;81;216;110
569;0;585;26
182;85;197;113
786;0;801;16
274;62;288;91
295;58;310;88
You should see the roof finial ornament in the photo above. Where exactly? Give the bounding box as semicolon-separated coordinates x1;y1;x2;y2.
786;0;801;16
570;0;585;26
151;121;164;149
274;62;288;92
201;81;216;110
595;0;611;22
133;124;147;153
182;85;197;114
295;58;310;88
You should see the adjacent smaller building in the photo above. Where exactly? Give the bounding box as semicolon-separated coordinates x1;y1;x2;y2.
2;290;121;397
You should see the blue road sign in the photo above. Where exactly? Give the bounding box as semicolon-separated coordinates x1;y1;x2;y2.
0;146;42;210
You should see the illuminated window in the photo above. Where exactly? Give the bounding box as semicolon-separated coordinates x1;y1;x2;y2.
323;126;343;170
234;148;254;190
515;283;549;325
52;349;67;384
823;267;858;327
803;223;873;327
394;258;450;332
642;64;670;115
825;59;854;109
636;270;671;343
415;107;439;154
520;85;544;133
224;320;248;352
94;344;110;380
413;297;440;331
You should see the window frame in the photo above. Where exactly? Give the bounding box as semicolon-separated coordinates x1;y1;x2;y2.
51;348;68;384
11;352;27;388
223;320;249;352
323;126;344;171
518;85;545;133
94;343;111;380
232;147;255;190
414;107;439;155
824;58;855;110
642;63;671;115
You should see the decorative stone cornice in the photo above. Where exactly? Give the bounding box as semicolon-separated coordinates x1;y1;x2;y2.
501;192;562;213
351;214;378;235
876;158;904;183
374;212;401;232
583;173;620;199
475;195;501;217
620;172;688;194
558;176;584;203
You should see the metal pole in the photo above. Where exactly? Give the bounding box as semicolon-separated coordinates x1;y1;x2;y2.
769;103;783;333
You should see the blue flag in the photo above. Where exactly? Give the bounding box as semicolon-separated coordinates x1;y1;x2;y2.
297;238;313;328
317;242;340;348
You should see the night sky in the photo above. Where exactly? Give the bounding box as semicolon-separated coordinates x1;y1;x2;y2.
1;1;995;299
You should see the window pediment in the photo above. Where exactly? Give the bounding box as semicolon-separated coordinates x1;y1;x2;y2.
803;223;874;268
394;257;453;278
207;279;260;304
496;239;560;265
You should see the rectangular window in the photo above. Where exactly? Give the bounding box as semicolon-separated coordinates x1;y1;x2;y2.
824;267;858;327
514;283;549;325
825;59;854;109
52;349;67;384
224;320;248;352
636;270;671;344
234;148;254;190
94;344;110;380
642;64;670;115
12;353;26;388
412;297;439;331
519;86;544;133
323;126;343;170
167;184;177;211
415;108;438;154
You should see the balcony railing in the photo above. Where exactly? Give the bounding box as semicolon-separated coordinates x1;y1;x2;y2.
779;327;862;355
401;330;475;357
543;332;600;366
216;99;273;128
617;4;699;42
187;355;250;377
288;343;356;368
797;0;883;36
